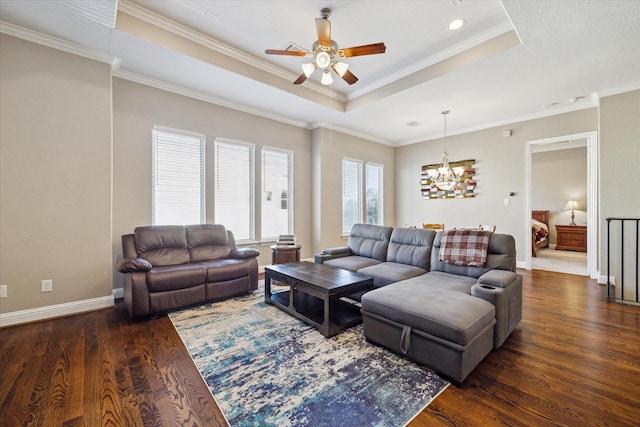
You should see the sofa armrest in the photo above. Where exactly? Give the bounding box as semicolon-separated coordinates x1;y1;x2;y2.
323;246;352;255
315;252;351;264
229;248;260;259
478;270;518;289
117;257;152;273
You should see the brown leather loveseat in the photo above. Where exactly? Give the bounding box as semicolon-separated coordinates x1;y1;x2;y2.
118;224;259;318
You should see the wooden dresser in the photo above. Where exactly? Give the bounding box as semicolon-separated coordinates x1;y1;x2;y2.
555;225;587;252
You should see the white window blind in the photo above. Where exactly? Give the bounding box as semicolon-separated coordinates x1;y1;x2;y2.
342;158;363;235
214;139;255;242
152;128;205;225
366;163;383;225
261;148;293;240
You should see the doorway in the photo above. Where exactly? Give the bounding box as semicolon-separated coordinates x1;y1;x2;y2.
524;131;598;279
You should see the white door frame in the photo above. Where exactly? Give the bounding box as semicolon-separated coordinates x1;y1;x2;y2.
524;131;598;279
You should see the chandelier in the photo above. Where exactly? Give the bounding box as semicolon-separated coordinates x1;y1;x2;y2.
432;110;459;191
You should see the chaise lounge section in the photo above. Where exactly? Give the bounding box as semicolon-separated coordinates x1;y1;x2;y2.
315;223;522;384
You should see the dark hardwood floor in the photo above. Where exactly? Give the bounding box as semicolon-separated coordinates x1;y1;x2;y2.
1;269;639;426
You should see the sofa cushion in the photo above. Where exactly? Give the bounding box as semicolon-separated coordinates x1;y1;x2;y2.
186;224;231;262
198;258;253;282
386;227;435;269
357;262;427;288
400;271;478;294
361;281;495;346
431;231;516;278
146;264;207;292
347;223;394;261
135;225;190;266
324;256;381;272
439;229;491;267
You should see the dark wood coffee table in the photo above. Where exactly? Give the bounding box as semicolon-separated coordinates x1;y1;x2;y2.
264;261;374;337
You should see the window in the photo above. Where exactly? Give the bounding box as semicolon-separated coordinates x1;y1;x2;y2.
152;127;205;225
214;139;255;242
366;163;383;225
261;148;293;240
342;159;363;235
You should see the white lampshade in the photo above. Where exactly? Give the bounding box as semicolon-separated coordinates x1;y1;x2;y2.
321;70;333;85
333;61;349;77
564;200;582;211
315;51;331;69
301;62;316;77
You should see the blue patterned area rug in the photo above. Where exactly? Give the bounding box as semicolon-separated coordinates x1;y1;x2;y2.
169;286;449;427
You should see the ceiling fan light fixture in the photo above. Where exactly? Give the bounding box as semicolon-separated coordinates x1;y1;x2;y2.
301;62;317;77
448;19;466;31
315;51;331;68
321;70;333;85
333;61;349;77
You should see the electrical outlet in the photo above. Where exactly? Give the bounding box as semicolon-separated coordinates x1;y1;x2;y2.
41;279;53;293
0;285;7;298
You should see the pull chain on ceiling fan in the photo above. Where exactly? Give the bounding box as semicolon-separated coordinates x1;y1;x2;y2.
265;8;386;86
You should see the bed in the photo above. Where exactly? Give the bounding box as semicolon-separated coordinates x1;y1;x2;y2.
532;210;550;257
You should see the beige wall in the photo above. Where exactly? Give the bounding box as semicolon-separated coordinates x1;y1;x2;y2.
311;127;395;252
2;30;638;318
395;109;597;261
532;146;588;244
112;78;312;290
599;89;640;300
0;35;113;313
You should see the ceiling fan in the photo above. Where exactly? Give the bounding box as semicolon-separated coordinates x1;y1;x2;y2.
265;8;386;86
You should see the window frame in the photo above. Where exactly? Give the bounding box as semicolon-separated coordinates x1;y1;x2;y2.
365;162;384;225
151;126;205;226
341;158;364;236
261;146;294;242
213;138;256;243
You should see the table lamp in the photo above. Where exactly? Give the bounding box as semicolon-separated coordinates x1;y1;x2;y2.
564;200;582;226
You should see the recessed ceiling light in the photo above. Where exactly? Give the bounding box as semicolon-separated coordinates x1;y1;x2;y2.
448;19;466;31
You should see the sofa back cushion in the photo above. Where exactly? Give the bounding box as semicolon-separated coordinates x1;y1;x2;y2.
186;224;231;262
134;225;190;267
430;231;516;278
347;224;394;261
386;228;436;268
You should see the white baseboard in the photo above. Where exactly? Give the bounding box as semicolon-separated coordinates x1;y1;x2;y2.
598;275;615;285
0;295;114;328
113;287;124;300
516;261;526;269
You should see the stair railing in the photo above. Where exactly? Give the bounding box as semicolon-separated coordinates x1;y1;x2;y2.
606;217;639;304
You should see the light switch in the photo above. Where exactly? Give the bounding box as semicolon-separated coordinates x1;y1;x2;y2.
504;198;510;206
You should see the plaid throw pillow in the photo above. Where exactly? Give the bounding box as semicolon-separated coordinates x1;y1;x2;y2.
438;229;492;267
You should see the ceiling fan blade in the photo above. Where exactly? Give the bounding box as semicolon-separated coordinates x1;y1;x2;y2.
340;69;359;85
265;49;310;57
339;43;386;58
293;72;308;85
316;17;331;47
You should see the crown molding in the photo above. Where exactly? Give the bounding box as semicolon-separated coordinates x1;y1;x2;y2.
117;1;348;104
113;69;309;129
397;100;598;147
311;122;393;147
0;20;117;67
595;81;640;98
348;21;516;100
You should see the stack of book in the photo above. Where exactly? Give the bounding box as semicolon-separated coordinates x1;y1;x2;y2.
276;235;297;246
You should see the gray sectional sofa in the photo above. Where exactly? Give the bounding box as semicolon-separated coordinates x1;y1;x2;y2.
315;223;522;384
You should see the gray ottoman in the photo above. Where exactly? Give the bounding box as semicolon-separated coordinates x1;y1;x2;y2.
361;281;496;384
